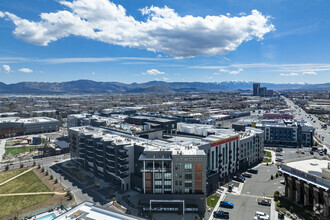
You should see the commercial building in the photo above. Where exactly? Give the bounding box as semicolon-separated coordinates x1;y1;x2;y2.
280;158;330;217
0;117;59;138
125;116;177;134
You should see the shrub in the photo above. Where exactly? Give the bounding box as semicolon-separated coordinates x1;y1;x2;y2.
45;170;49;176
41;167;44;172
37;164;41;169
50;175;53;180
20;163;24;168
271;175;274;180
54;179;58;184
276;200;281;207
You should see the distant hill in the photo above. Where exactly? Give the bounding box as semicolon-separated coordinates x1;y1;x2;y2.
0;80;329;94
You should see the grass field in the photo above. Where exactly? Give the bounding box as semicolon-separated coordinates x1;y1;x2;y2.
0;170;52;218
0;169;26;184
207;194;220;208
263;158;272;163
264;151;272;158
3;145;39;157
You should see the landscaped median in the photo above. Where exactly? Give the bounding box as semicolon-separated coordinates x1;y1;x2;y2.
207;194;220;208
263;150;272;163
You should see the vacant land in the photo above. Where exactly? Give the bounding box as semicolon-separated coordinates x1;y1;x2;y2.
0;169;52;218
207;194;220;208
3;145;39;157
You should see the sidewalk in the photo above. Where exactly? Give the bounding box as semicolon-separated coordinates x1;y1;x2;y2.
0;139;6;163
207;187;228;220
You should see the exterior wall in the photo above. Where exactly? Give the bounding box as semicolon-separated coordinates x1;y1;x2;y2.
24;120;59;134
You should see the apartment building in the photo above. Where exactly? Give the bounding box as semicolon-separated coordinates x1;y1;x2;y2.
69;126;207;214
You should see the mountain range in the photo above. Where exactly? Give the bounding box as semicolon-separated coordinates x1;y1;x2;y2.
0;80;329;94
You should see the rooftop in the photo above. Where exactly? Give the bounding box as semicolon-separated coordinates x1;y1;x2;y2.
285;158;329;178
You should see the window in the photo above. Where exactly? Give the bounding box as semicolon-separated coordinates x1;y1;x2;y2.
154;173;162;179
154;188;162;194
184;188;190;194
164;181;171;186
155;181;162;185
179;181;182;186
164;173;172;179
175;181;178;185
185;163;192;171
185;180;192;187
185;174;192;179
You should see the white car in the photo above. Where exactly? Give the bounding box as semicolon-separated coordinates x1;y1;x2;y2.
255;211;270;220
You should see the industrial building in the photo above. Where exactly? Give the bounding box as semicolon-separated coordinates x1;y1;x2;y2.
280;158;330;217
0;117;59;138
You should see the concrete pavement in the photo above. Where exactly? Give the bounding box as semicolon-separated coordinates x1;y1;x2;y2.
208;187;228;220
0;139;5;163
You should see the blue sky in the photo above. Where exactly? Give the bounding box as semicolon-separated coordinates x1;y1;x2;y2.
0;0;329;84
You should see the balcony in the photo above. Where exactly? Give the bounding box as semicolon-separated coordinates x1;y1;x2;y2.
118;166;128;172
106;166;115;174
106;151;114;156
118;159;128;166
106;155;115;162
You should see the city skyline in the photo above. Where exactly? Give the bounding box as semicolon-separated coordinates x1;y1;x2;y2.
0;0;330;84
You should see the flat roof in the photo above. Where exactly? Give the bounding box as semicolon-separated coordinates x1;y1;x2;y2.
56;202;140;220
286;158;329;178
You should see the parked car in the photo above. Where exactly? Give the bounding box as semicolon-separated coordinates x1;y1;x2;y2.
233;175;245;182
258;199;271;206
213;211;229;219
278;211;285;219
301;150;305;154
276;148;283;152
319;151;324;156
310;150;314;155
247;168;258;174
242;172;252;178
275;157;283;162
275;153;283;156
220;201;234;208
255;211;270;220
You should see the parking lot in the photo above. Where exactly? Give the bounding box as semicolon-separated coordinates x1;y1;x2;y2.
215;163;284;219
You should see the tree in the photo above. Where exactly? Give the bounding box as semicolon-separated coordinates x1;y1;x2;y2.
271;175;274;180
45;170;49;176
33;161;36;167
41;167;44;172
37;164;41;169
275;173;279;178
20;163;24;168
50;175;53;180
54;179;58;184
5;164;9;171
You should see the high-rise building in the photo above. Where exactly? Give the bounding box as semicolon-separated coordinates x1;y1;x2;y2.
253;83;260;96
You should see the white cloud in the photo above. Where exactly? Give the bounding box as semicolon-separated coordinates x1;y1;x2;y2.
19;68;33;73
92;72;95;75
2;64;11;73
302;71;317;75
280;72;299;76
217;68;243;75
142;69;165;75
1;0;274;57
0;11;4;18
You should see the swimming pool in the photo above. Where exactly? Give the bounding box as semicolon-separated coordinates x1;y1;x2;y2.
36;213;56;220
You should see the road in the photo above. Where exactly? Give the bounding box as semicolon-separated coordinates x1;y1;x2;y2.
284;96;330;151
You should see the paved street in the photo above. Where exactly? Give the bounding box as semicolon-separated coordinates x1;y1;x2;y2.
284;96;330;151
214;163;284;220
